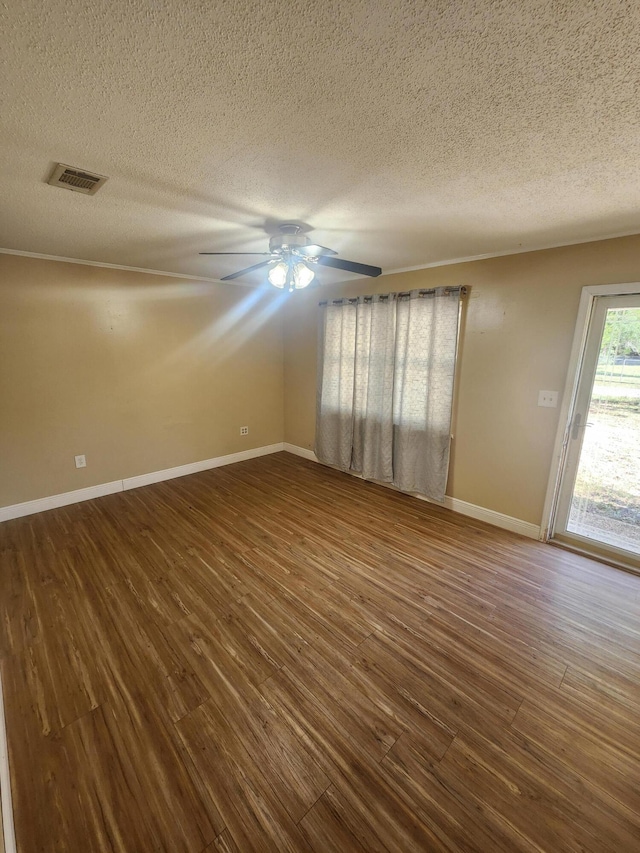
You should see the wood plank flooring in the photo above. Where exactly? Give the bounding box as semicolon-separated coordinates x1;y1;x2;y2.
1;451;640;852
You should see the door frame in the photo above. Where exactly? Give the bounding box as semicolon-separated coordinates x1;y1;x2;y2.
541;281;640;543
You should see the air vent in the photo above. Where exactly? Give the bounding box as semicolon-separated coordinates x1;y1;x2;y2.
47;163;108;195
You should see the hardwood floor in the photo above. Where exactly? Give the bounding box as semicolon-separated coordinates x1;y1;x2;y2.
1;451;640;852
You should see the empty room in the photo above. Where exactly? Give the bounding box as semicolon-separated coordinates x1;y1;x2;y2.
1;1;639;851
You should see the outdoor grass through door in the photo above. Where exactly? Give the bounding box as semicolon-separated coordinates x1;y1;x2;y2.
553;293;640;565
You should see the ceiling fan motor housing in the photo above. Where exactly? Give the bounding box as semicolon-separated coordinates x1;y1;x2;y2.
200;222;381;281
269;224;308;254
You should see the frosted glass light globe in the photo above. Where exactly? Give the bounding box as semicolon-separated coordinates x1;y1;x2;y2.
293;262;315;289
268;262;288;288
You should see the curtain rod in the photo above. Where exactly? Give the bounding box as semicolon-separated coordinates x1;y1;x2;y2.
319;286;467;306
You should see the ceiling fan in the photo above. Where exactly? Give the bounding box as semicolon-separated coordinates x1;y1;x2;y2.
200;223;382;290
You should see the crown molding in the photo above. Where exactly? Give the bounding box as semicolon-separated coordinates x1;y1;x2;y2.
383;226;640;276
3;225;640;285
0;247;257;288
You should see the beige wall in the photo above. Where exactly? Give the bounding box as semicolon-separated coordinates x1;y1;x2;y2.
284;234;640;526
4;234;640;523
0;254;284;506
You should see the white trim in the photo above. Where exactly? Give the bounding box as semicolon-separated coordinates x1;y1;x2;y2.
564;282;640;297
0;671;17;853
441;496;540;539
0;480;123;523
122;443;284;490
4;227;640;286
0;247;257;288
283;443;317;461
540;282;640;540
383;228;640;276
282;445;540;539
0;444;284;523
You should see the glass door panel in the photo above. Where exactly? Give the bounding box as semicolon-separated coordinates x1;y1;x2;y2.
554;295;640;561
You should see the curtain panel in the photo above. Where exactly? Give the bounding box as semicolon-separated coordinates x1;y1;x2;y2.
316;288;461;502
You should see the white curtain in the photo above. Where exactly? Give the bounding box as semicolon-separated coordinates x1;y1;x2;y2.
352;296;396;482
316;300;357;471
316;288;461;502
393;290;460;500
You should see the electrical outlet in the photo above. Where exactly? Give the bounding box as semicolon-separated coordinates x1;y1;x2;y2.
537;390;559;408
75;454;87;468
240;426;249;436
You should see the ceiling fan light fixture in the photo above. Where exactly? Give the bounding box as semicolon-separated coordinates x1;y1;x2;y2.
267;261;288;288
201;223;382;284
267;259;315;290
293;261;315;289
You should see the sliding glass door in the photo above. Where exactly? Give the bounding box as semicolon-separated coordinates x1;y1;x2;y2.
553;294;640;564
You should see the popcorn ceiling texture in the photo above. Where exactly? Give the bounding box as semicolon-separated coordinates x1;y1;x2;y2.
1;0;640;281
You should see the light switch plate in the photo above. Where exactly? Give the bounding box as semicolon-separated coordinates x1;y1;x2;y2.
75;454;87;468
538;390;559;408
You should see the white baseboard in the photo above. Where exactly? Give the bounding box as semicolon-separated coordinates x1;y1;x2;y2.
441;496;541;539
0;443;285;523
0;480;123;523
122;443;285;490
282;443;541;540
1;440;542;542
0;671;17;853
283;442;318;461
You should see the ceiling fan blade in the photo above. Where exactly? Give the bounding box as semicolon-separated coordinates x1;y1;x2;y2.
295;244;338;257
316;256;382;277
199;252;273;255
221;260;273;281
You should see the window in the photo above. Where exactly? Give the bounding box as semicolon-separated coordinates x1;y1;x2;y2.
316;288;462;502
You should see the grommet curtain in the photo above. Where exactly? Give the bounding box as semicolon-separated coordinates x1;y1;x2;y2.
316;288;461;502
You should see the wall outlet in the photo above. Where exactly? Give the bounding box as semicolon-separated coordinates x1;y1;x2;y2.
75;454;87;468
537;390;559;408
240;426;248;436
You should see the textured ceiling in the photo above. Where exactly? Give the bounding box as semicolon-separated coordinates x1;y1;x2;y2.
1;0;640;284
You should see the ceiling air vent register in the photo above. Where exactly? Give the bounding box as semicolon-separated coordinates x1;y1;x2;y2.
47;164;108;195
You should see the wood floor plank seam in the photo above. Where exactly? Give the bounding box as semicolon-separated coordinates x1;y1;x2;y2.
1;452;639;851
558;664;569;688
293;781;333;828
